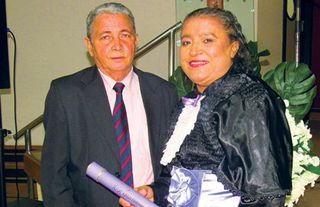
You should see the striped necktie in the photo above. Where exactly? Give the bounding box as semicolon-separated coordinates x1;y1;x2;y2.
112;82;134;187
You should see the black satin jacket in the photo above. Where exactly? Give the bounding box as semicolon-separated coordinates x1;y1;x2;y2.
152;70;293;207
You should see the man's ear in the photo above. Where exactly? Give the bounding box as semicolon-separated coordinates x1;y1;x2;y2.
84;37;94;57
230;41;240;58
135;34;139;51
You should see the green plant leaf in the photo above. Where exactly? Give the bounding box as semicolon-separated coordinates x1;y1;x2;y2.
169;66;194;98
247;41;258;57
292;75;316;94
258;49;271;57
247;41;270;78
302;164;320;175
272;62;287;97
263;70;275;88
288;86;317;105
262;61;317;122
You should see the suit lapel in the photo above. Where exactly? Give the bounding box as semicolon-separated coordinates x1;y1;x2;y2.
80;67;119;161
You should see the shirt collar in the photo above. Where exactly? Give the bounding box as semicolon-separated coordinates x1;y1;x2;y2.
98;66;134;89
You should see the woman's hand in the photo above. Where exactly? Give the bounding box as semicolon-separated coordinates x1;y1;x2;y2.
119;185;154;207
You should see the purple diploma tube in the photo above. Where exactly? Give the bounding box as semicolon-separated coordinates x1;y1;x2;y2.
86;162;158;207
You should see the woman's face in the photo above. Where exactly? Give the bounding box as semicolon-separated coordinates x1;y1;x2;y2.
179;16;239;93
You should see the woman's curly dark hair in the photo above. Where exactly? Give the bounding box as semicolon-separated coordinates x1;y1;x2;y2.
182;7;252;74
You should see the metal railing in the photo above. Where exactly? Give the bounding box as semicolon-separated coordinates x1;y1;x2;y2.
135;21;182;77
12;21;182;199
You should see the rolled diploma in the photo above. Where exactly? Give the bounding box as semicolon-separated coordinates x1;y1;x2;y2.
86;162;158;207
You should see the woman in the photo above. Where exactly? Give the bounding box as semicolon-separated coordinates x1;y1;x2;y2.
121;7;292;207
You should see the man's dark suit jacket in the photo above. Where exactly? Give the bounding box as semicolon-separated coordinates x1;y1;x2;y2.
40;66;178;207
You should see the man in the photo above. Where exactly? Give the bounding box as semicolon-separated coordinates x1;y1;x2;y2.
40;2;178;207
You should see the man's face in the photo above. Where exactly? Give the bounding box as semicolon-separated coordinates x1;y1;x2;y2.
85;13;138;80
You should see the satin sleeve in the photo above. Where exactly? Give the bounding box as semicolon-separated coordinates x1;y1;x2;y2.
215;91;292;205
239;196;285;207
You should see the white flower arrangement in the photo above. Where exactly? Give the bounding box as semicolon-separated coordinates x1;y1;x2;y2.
284;100;320;207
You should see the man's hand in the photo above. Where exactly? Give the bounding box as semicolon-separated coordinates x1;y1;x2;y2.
119;185;154;207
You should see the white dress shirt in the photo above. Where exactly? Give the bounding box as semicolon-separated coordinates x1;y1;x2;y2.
98;68;154;187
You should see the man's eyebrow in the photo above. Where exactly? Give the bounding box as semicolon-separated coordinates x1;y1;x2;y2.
180;34;190;39
120;29;134;34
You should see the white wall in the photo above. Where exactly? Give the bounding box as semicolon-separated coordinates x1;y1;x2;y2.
3;0;176;145
257;0;284;75
225;0;256;42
